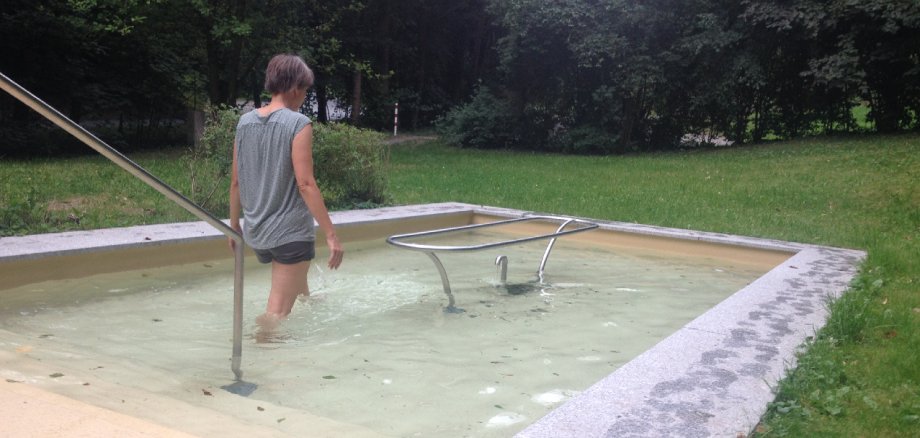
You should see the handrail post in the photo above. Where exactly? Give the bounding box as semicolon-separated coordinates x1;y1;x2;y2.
424;252;463;313
495;255;508;284
231;243;244;380
0;71;246;380
537;218;576;282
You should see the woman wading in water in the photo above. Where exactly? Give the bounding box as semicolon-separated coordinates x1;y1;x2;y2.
229;54;344;337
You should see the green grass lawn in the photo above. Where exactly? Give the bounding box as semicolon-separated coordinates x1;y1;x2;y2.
2;133;919;436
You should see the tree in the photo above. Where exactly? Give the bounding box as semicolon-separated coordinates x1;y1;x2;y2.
0;0;189;153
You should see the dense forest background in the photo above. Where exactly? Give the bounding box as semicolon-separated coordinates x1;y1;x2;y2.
1;0;918;155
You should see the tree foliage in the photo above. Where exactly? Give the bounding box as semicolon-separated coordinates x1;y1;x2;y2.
439;0;920;152
1;0;917;155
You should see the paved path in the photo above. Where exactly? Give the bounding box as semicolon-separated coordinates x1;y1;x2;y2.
383;134;438;145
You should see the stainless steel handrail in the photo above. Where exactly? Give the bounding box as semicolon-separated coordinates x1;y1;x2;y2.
386;216;598;252
387;215;597;311
0;72;246;381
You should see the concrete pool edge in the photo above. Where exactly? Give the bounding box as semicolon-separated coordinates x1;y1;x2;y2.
0;202;866;437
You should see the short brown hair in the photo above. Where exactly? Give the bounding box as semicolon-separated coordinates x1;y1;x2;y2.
264;54;314;94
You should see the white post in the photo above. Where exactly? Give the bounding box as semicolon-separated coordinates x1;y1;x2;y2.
393;102;399;136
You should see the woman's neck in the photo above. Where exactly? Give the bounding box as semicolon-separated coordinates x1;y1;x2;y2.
257;98;287;116
258;93;299;116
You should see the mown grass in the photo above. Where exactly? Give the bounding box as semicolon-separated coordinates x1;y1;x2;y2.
1;133;919;436
1;148;197;235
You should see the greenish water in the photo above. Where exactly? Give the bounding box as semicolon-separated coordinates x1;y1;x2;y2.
0;231;768;437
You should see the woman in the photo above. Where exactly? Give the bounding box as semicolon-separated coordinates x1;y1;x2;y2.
229;54;344;332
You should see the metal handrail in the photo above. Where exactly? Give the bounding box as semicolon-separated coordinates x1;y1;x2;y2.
386;215;598;251
0;72;246;381
387;215;598;312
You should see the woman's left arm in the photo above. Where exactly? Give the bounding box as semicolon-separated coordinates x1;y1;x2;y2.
291;124;344;269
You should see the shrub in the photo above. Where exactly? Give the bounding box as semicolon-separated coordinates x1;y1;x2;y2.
435;87;519;149
549;125;623;154
185;105;236;213
312;122;388;209
186;107;388;212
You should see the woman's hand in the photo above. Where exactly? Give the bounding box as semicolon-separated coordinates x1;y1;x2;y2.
326;234;344;269
228;223;243;252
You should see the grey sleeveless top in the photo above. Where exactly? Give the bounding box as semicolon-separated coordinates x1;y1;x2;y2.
235;108;315;249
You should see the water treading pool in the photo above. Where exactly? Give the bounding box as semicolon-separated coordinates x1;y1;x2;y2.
0;229;768;436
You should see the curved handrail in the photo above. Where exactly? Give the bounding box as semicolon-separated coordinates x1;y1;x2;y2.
0;72;246;381
386;215;598;252
387;215;598;311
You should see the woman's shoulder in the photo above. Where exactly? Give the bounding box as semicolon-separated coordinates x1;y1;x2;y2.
237;109;260;125
278;108;311;124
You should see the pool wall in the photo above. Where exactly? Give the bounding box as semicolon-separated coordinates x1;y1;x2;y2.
0;202;865;437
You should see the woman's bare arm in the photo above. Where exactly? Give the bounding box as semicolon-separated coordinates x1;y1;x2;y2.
291;124;344;269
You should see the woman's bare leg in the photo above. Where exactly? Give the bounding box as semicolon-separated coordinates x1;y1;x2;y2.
256;262;310;339
255;260;311;341
265;260;311;317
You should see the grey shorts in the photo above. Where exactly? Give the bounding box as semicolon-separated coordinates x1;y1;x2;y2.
253;241;315;264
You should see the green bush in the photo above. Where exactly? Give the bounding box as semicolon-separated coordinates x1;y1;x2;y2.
185;105;236;213
435;87;519;149
186;107;389;212
312;122;388;209
549;125;623;154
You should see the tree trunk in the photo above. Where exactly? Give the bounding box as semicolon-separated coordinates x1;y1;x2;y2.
251;71;262;109
205;37;224;105
377;1;392;97
316;82;329;123
188;108;205;147
351;69;362;124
